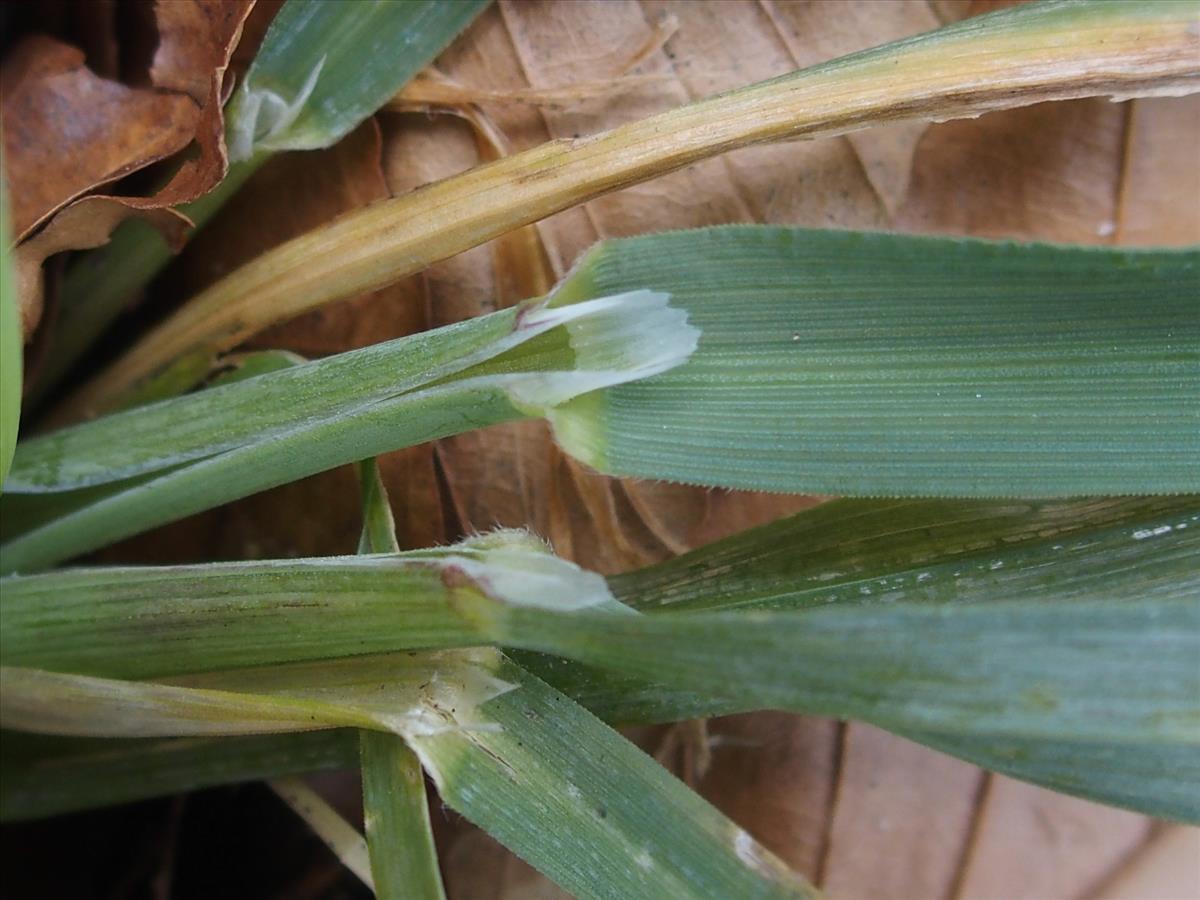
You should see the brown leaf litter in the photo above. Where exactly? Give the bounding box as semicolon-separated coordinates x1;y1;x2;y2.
1;0;254;339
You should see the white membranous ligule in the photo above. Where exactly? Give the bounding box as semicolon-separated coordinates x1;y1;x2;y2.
429;528;633;616
227;56;326;163
472;289;700;412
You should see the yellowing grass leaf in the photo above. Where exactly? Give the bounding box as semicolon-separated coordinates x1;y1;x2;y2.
63;0;1200;417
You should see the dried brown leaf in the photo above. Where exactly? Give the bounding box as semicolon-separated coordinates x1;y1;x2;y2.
151;0;251;102
14;198;190;340
1114;94;1200;246
896;98;1129;243
143;0;254;207
3;2;253;340
0;35;198;241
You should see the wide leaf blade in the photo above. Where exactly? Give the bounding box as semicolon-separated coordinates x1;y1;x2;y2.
407;657;815;900
550;228;1200;496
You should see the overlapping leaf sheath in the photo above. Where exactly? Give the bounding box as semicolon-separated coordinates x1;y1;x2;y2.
4;497;1197;820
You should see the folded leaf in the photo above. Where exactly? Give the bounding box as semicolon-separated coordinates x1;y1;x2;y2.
491;593;1200;744
0;532;616;678
0;649;516;738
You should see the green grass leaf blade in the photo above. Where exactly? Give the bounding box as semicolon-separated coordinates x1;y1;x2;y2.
360;732;446;900
495;593;1200;746
11;307;526;492
0;386;522;573
551;227;1200;496
0;729;358;823
0;532;609;678
357;459;401;555
0;170;19;488
1;291;694;571
609;496;1199;614
409;657;815;900
226;0;488;160
355;456;446;900
0;557;481;678
112;348;307;413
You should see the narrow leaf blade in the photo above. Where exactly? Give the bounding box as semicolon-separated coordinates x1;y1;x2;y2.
0;171;19;487
0;729;358;823
1;292;694;571
355;457;446;900
360;732;446;900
